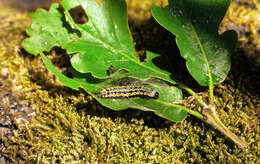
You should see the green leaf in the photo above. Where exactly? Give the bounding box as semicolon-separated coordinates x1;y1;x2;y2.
151;0;237;86
22;0;188;122
22;3;78;55
40;52;188;122
61;0;175;84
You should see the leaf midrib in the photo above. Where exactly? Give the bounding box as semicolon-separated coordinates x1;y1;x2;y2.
189;22;213;85
69;14;173;83
72;75;187;112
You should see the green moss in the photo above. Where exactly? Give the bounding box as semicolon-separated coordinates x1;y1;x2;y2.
220;0;260;69
126;0;168;22
0;1;259;163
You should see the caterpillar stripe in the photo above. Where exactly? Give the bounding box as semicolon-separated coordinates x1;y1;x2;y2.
97;86;159;99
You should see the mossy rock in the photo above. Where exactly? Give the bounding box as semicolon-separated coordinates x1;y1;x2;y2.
0;1;259;163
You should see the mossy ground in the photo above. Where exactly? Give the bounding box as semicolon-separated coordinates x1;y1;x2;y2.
0;0;259;163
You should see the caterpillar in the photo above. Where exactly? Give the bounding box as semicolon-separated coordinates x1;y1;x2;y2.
97;86;159;99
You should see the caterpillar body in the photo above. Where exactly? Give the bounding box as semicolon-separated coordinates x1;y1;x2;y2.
97;86;159;99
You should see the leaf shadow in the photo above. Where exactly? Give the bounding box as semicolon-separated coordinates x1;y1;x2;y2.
130;18;206;94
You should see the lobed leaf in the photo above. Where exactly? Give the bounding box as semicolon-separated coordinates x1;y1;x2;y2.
40;52;188;122
22;3;78;55
151;0;237;85
61;0;175;84
22;0;188;122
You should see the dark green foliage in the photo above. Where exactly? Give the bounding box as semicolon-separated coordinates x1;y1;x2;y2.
152;0;237;86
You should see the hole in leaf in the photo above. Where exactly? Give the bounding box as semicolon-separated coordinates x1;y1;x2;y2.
57;6;81;37
138;49;147;62
106;65;117;75
69;5;89;24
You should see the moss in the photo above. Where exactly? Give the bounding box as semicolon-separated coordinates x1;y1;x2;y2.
126;0;168;22
220;0;260;69
0;1;259;163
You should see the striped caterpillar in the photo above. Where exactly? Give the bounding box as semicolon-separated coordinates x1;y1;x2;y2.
97;85;159;99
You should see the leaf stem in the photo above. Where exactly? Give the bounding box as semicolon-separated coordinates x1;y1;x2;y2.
177;83;205;107
208;79;214;104
174;83;204;119
188;109;203;120
202;105;247;148
177;82;247;148
190;24;214;104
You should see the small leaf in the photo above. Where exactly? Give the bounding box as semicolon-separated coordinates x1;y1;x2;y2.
151;0;237;85
22;3;78;55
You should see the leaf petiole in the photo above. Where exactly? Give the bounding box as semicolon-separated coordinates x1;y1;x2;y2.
177;82;247;147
